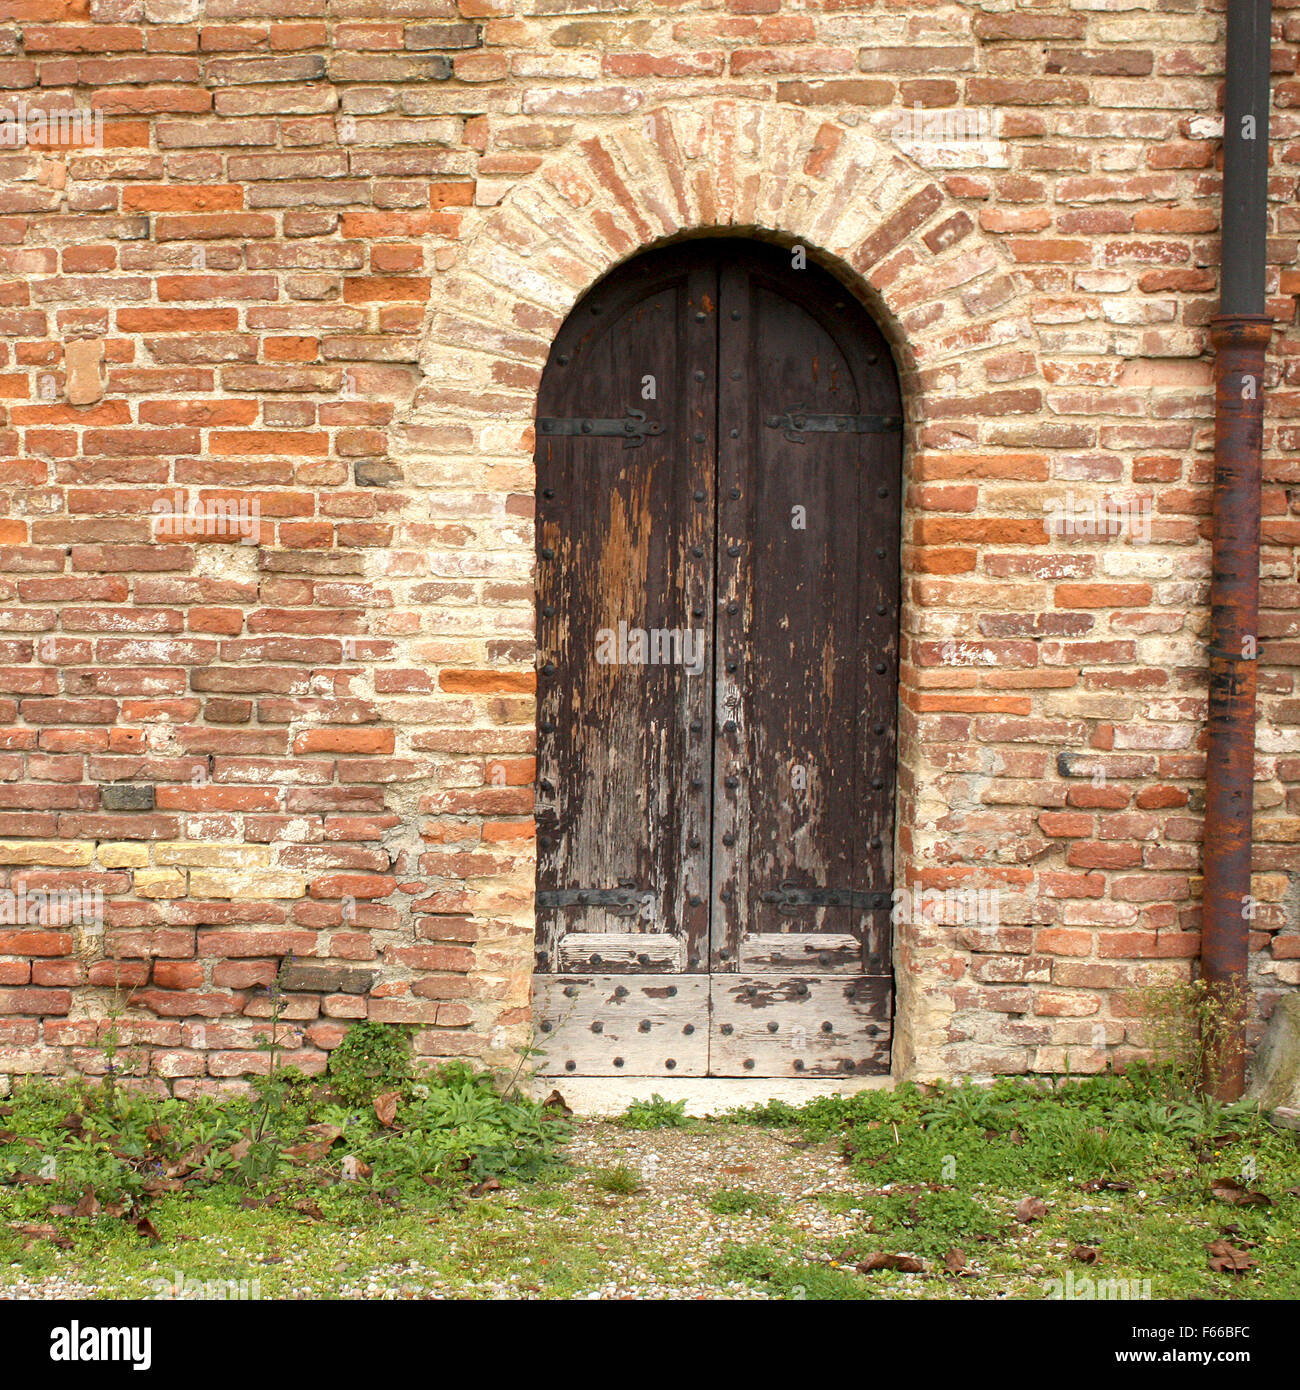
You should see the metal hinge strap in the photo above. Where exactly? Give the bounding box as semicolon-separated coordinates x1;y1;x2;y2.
537;408;663;449
765;407;902;444
537;886;652;917
760;883;890;914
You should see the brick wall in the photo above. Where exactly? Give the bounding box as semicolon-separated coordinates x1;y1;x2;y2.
0;0;1297;1092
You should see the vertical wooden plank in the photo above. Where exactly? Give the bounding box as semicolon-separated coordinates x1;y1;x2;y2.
712;258;753;974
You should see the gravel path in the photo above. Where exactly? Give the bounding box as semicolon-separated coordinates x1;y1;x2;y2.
2;1121;897;1300
539;1122;883;1298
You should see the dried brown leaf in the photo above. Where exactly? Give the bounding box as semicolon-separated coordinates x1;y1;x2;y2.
541;1089;573;1119
10;1221;73;1250
1209;1176;1272;1208
855;1252;925;1274
1016;1196;1048;1222
73;1184;100;1219
373;1091;400;1129
1206;1239;1257;1275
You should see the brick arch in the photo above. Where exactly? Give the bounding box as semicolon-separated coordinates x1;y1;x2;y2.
410;98;1040;427
394;98;1047;1083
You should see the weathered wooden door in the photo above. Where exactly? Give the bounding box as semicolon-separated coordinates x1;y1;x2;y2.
533;240;901;1080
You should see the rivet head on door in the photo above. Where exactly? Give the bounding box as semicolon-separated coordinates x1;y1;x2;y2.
665;1058;676;1069
614;985;628;998
743;1058;755;1070
565;1060;576;1071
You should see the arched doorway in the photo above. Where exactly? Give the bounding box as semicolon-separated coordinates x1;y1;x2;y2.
531;238;902;1080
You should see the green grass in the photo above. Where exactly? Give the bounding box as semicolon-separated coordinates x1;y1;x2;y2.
708;1187;780;1217
2;1065;1298;1300
713;1072;1300;1300
590;1163;643;1195
614;1094;695;1130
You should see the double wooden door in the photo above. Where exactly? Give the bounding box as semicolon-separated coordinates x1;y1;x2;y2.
532;240;901;1078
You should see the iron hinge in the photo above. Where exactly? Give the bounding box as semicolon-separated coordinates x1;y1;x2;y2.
759;882;890;915
537;408;663;449
537;883;652;917
765;405;902;444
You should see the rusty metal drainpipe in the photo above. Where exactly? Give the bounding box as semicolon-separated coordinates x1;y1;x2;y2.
1202;0;1273;1100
